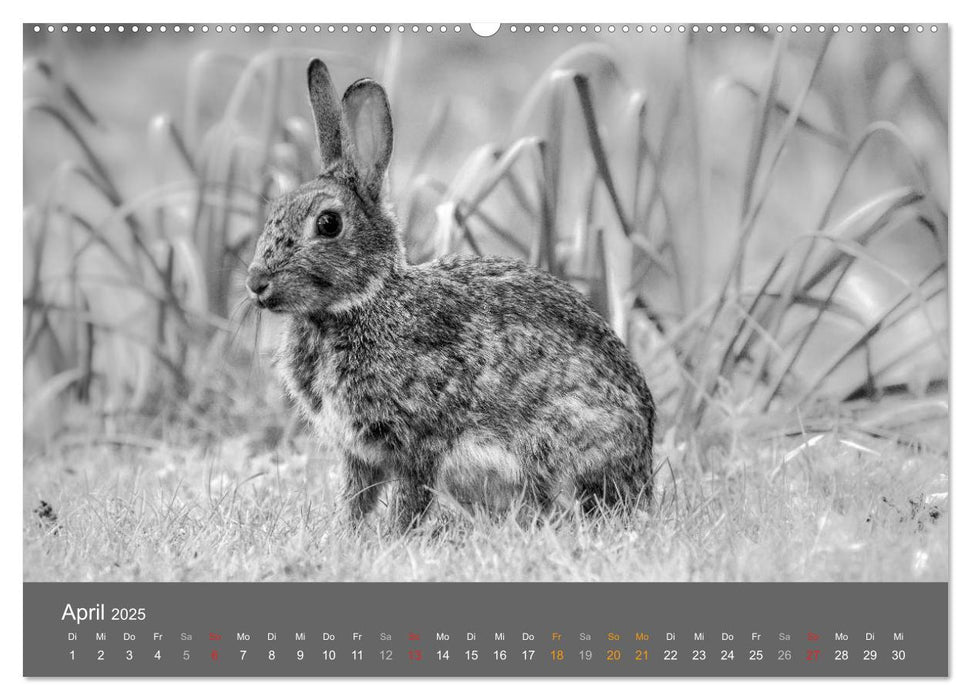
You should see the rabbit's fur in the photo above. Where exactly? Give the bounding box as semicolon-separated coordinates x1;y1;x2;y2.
247;60;656;532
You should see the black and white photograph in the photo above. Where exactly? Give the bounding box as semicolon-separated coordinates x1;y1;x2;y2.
23;23;949;584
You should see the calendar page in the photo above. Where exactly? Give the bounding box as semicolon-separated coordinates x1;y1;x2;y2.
22;22;949;678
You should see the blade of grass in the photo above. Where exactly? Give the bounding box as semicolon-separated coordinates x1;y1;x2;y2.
510;43;625;137
572;73;633;238
767;234;946;408
735;34;831;290
535;140;560;278
24;58;101;127
727;77;848;150
739;35;786;225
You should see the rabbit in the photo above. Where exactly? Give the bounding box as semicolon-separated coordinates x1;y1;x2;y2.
246;59;656;532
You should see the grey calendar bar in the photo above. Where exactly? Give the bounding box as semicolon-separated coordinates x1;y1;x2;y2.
23;582;947;677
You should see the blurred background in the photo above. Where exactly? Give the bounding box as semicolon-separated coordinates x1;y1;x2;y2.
23;25;949;449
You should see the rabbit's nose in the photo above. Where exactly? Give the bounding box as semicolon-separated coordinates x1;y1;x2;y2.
246;268;272;297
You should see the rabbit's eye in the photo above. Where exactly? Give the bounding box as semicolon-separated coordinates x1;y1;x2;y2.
315;211;343;238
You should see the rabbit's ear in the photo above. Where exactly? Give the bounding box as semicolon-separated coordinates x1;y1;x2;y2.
341;79;393;201
307;59;343;166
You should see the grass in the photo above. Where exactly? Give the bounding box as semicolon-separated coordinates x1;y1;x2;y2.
24;403;947;582
23;28;949;582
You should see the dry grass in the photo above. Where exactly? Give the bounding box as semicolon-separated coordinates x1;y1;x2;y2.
24;403;947;582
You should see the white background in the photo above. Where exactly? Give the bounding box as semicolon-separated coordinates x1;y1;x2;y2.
2;0;964;697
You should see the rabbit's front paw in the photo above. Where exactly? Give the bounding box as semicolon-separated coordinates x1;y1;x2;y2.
387;477;434;534
341;454;386;523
